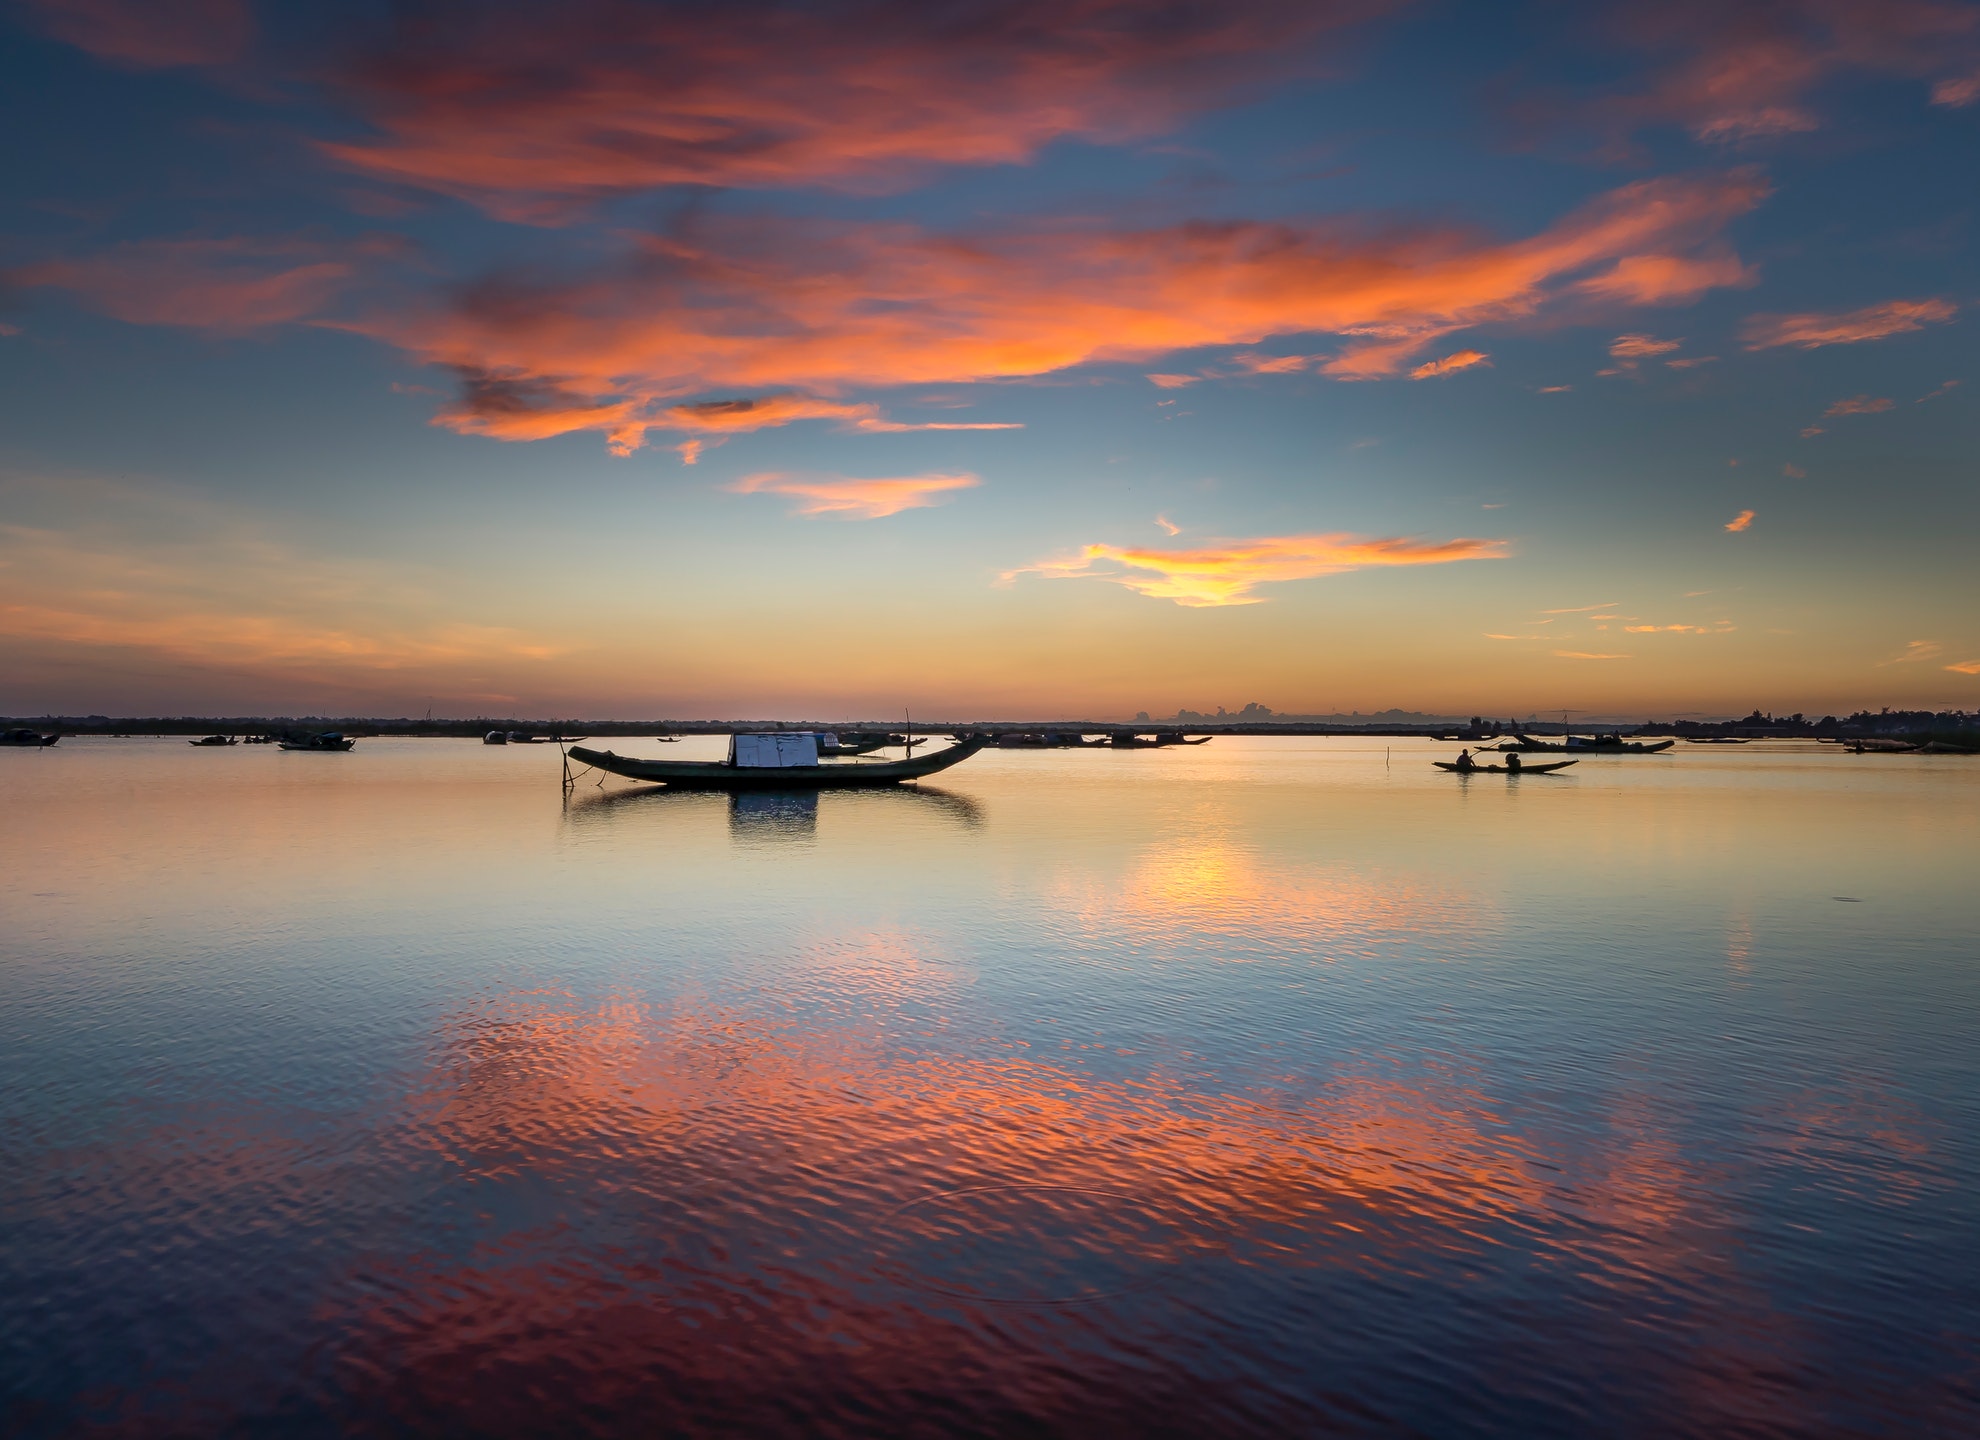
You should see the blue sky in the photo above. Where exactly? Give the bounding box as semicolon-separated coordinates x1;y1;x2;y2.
1;0;1976;718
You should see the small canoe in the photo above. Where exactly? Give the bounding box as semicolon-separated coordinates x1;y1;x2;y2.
1434;759;1577;774
279;732;356;751
568;735;987;789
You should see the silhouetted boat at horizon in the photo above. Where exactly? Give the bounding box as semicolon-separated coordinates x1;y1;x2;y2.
1502;733;1673;754
189;735;238;747
279;732;355;752
1;728;59;746
567;732;986;789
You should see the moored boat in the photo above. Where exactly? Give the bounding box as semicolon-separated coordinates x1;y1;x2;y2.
1502;733;1673;754
567;732;986;789
278;731;356;752
189;735;238;746
1;727;59;746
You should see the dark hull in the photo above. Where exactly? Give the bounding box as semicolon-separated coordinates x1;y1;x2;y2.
568;736;987;789
1435;760;1577;774
1504;738;1673;754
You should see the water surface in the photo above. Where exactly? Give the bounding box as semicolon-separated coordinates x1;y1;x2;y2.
3;737;1976;1436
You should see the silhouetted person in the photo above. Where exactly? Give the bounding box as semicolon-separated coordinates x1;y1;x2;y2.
1506;752;1521;773
1456;748;1475;772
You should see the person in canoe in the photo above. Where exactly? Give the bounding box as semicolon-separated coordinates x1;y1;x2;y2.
1506;752;1521;773
1455;748;1475;772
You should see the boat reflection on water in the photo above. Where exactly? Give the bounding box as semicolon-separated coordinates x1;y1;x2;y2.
729;788;820;842
561;779;986;844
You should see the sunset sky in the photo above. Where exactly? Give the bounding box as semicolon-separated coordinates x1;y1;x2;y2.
2;0;1976;719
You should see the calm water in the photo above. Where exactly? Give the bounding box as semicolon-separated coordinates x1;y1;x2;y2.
3;737;1976;1437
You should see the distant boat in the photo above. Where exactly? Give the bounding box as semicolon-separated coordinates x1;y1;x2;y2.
189;735;238;747
1503;733;1673;754
1684;736;1749;744
278;731;355;752
567;732;986;789
484;731;507;745
1435;759;1577;774
1;727;58;747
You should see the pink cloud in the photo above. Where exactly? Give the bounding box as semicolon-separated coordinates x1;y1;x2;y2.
1556;4;1980;155
1741;297;1957;350
1932;69;1980;105
1002;532;1509;607
728;471;979;520
320;0;1388;222
1146;373;1201;389
1724;509;1755;532
10;236;376;334
21;0;251;69
1824;395;1893;416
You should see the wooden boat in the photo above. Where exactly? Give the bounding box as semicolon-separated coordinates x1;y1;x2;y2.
189;735;238;746
1434;759;1577;774
1;727;59;746
1503;733;1672;754
1684;736;1749;744
278;731;355;752
567;733;987;789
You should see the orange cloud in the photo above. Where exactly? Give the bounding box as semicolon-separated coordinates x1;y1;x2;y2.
1724;509;1754;532
1824;395;1893;416
347;170;1765;450
1145;373;1201;388
1554;650;1630;660
22;0;251;69
1575;250;1752;304
728;471;979;519
1624;623;1734;634
1946;658;1980;675
320;1;1382;222
1409;349;1490;379
1543;601;1619;613
1917;379;1960;403
1665;355;1718;368
1154;514;1181;536
1002;532;1508;607
1741;297;1957;350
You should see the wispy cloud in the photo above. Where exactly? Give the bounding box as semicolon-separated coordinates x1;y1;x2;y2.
1932;70;1980;107
1610;333;1682;358
1002;532;1509;607
1409;349;1490;379
10;234;386;334
1879;640;1943;666
1554;650;1630;660
728;471;979;519
22;0;252;70
1146;373;1201;389
1946;658;1980;675
1665;355;1718;368
1537;384;1572;393
1542;601;1619;614
1484;632;1547;640
1155;514;1181;536
1782;463;1805;478
0;476;561;686
1624;622;1734;634
1918;379;1961;403
1724;509;1755;532
1824;395;1893;417
1741;298;1957;350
